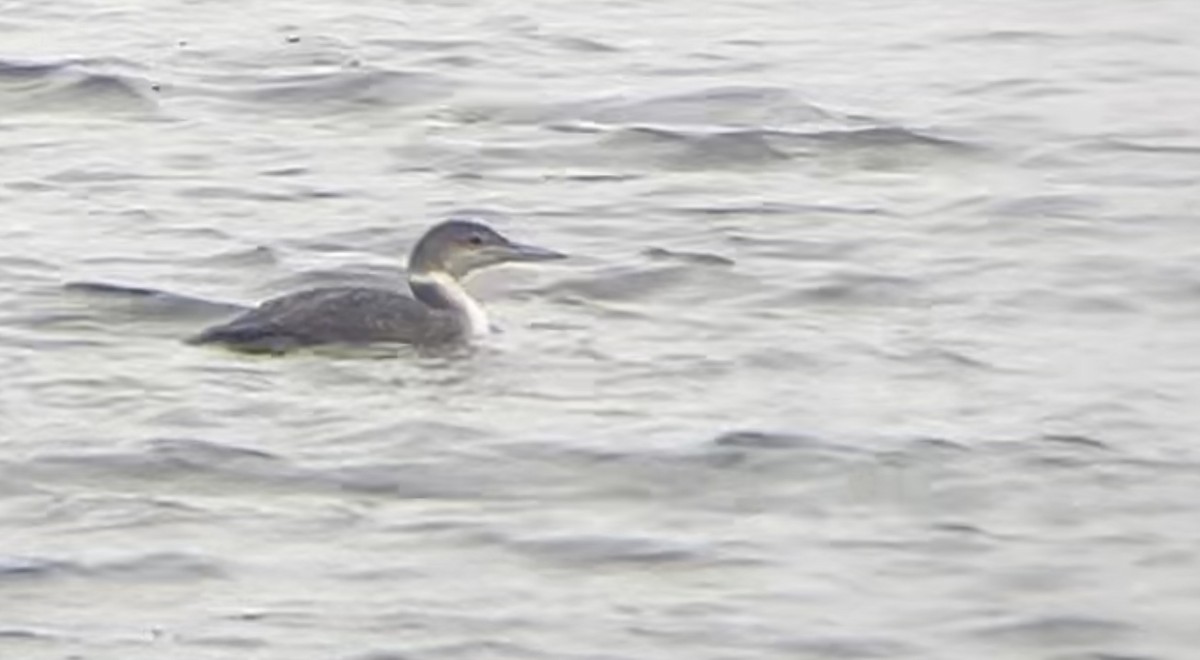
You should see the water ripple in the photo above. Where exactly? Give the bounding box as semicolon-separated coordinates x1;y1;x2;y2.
0;58;157;117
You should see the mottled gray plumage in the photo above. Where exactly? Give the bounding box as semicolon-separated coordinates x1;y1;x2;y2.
189;286;465;352
190;219;564;353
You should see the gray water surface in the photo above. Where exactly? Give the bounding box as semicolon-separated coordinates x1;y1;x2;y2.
2;1;1200;658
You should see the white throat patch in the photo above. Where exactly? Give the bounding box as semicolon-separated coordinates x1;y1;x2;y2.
414;272;491;337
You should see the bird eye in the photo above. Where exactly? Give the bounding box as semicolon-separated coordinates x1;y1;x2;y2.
467;234;484;246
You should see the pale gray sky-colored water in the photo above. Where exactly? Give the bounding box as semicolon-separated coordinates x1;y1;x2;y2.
1;1;1200;658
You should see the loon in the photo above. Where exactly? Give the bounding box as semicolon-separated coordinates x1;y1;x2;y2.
190;219;564;353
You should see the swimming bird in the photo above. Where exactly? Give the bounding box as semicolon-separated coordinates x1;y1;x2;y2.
190;219;564;353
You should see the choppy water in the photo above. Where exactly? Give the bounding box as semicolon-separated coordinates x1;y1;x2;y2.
2;1;1200;658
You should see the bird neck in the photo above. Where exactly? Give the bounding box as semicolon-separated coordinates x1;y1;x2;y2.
409;271;490;337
